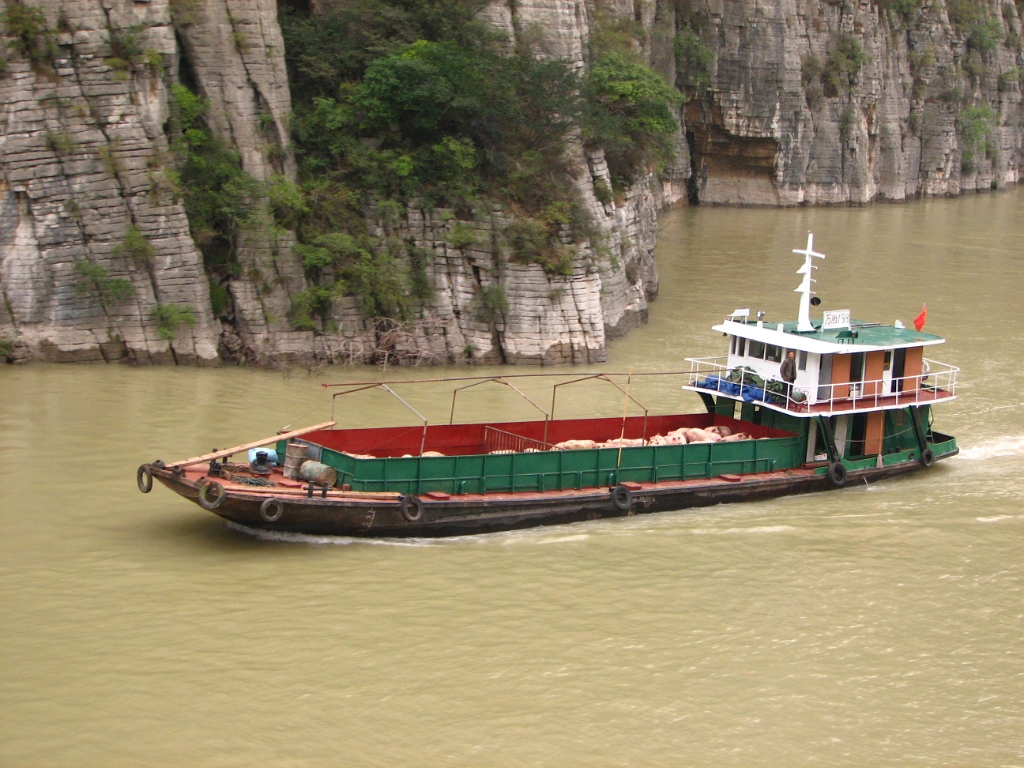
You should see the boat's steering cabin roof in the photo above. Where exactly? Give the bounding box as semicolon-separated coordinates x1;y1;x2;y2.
714;319;945;355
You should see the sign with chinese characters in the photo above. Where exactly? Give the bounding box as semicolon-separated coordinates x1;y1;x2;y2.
822;309;851;330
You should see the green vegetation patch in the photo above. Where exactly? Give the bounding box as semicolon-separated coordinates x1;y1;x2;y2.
877;0;923;21
112;225;156;264
674;23;713;90
958;103;997;172
476;284;507;324
823;34;866;96
1;2;57;65
169;83;261;281
152;303;197;341
75;261;134;306
273;0;680;322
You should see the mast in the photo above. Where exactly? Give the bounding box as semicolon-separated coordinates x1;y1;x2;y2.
793;232;826;332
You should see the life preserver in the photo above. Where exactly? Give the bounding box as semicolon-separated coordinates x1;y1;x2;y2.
611;484;633;512
400;495;424;522
198;480;226;510
827;461;847;488
137;464;153;493
919;448;935;467
259;497;284;522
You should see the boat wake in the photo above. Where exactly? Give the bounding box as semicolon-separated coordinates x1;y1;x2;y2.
956;435;1024;461
691;524;796;535
225;521;435;546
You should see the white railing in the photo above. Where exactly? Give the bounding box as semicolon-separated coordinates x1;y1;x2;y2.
483;426;553;454
684;356;959;414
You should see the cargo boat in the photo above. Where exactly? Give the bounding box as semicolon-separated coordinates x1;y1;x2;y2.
137;235;959;537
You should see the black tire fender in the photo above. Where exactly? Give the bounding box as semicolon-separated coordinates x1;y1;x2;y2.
920;448;935;467
827;461;847;488
399;494;425;522
137;464;153;494
611;484;633;512
259;497;284;523
198;480;226;510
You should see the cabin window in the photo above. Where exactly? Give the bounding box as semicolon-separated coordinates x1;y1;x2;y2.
850;352;865;382
883;350;892;371
798;350;808;370
737;337;746;356
765;344;782;363
891;348;906;393
748;340;765;359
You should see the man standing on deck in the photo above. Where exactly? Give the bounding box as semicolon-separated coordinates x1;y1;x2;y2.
780;350;797;404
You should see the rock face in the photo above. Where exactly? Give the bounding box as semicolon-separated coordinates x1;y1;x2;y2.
0;0;220;363
1;0;665;366
677;0;1024;204
3;0;1020;365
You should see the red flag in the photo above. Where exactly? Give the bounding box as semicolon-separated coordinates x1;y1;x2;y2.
913;303;927;332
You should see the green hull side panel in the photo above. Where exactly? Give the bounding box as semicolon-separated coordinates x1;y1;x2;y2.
314;435;805;496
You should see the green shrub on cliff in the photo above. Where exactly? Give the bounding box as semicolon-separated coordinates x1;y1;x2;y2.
113;225;156;264
476;285;507;324
877;0;922;21
152;303;197;341
298;36;583;209
823;34;866;95
1;3;57;64
947;0;1006;56
74;261;134;306
288;286;335;331
278;0;680;315
583;49;682;181
169;83;261;276
674;25;713;90
958;103;997;171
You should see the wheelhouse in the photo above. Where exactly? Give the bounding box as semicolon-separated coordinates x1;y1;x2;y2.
682;234;958;467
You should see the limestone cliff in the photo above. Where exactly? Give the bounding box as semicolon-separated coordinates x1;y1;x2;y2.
0;0;220;363
0;0;663;365
673;0;1023;204
3;0;1020;366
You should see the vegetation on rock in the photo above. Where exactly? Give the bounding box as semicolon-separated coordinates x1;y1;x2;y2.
958;103;997;172
1;2;57;65
169;83;260;283
274;0;679;327
74;261;134;306
152;303;197;341
113;225;156;265
476;285;508;324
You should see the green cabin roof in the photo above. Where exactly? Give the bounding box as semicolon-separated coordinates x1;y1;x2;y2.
772;319;941;346
715;318;945;354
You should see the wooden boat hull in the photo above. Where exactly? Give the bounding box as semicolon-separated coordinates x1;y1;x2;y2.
148;451;955;538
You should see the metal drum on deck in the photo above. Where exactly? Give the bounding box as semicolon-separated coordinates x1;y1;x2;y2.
283;442;308;479
298;460;338;487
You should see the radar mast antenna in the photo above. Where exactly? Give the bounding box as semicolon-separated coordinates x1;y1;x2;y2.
793;232;826;332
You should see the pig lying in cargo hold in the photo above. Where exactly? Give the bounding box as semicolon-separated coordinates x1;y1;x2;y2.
551;425;754;451
343;425;760;459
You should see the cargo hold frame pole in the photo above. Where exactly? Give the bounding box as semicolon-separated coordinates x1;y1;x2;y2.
448;377;550;442
550;374;649;443
332;384;431;456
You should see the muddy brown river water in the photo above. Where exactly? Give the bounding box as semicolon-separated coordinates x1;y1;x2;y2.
2;188;1023;766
